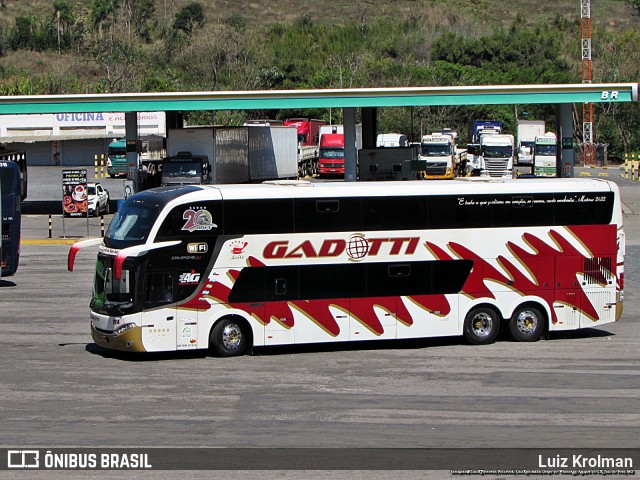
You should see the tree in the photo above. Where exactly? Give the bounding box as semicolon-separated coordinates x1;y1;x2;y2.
173;2;205;35
53;0;73;53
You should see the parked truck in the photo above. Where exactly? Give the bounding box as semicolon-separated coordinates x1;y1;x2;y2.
317;124;363;178
376;133;409;147
475;133;515;178
284;118;325;177
417;132;458;179
533;132;558;177
466;120;509;177
106;135;165;188
516;120;545;166
468;120;504;144
161;126;298;186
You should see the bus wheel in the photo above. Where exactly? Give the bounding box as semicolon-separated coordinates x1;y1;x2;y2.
509;306;545;342
209;317;247;357
463;307;500;345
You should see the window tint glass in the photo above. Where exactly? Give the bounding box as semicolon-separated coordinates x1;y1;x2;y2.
145;273;175;305
224;199;294;234
299;264;366;299
367;260;472;297
553;191;613;225
430;195;491;229
228;267;265;303
362;196;428;231
294;198;362;232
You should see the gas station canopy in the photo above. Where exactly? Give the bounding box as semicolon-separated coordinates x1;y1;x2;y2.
0;83;637;114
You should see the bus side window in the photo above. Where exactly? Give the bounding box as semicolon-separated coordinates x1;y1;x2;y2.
146;273;175;304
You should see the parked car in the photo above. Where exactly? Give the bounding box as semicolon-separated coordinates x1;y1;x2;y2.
87;182;110;216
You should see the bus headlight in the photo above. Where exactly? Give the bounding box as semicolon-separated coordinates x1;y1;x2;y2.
114;323;136;336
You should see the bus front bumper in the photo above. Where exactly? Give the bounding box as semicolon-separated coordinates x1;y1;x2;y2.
91;323;147;352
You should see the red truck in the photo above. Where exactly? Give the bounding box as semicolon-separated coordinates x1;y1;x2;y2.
284;118;325;177
318;133;345;177
283;118;325;146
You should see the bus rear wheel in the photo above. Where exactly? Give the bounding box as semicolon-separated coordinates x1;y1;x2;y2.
209;317;248;357
463;307;500;345
509;306;545;342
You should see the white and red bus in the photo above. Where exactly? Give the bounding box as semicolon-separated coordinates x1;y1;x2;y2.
68;178;624;356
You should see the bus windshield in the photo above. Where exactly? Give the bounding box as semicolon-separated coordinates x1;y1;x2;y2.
105;201;160;248
92;255;136;314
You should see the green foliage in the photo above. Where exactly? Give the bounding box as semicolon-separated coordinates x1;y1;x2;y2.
224;14;246;31
173;2;205;34
0;0;639;151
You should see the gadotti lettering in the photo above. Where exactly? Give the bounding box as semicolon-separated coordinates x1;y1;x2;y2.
263;237;420;259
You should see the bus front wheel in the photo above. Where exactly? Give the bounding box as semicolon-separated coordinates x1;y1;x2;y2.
508;306;545;342
463;307;500;345
209;317;248;357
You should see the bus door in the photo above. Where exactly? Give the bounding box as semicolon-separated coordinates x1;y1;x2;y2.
142;272;179;351
264;267;295;346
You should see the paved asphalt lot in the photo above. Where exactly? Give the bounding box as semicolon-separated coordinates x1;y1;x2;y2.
1;166;639;479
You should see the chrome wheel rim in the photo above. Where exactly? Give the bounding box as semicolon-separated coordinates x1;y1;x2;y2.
471;312;493;337
516;310;538;336
222;323;242;350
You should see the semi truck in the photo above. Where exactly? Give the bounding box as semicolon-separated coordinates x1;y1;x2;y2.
476;133;515;178
284;118;325;177
161;126;298;186
516;120;545;166
106;135;165;187
533;132;558;177
317;124;363;178
468;120;503;144
417;132;458;179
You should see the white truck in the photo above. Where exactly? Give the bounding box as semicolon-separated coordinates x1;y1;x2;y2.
477;133;515;178
376;133;409;147
161;126;298;186
417;132;457;179
516;120;545;166
533;132;558;177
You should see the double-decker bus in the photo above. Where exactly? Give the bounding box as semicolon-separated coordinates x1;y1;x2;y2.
68;178;625;356
1;160;22;276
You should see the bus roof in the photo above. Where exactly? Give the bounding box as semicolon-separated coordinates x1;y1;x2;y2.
162;178;616;202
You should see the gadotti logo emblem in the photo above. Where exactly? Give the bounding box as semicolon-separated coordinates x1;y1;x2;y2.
182;209;217;232
346;234;369;261
263;235;420;260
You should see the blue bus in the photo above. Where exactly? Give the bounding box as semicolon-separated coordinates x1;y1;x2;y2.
0;148;28;200
1;160;21;276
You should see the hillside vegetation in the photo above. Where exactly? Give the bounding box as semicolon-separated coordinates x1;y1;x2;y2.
0;0;639;158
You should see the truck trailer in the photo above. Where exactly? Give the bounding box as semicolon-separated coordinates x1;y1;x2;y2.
516;120;545;166
284;118;326;177
161;126;298;186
